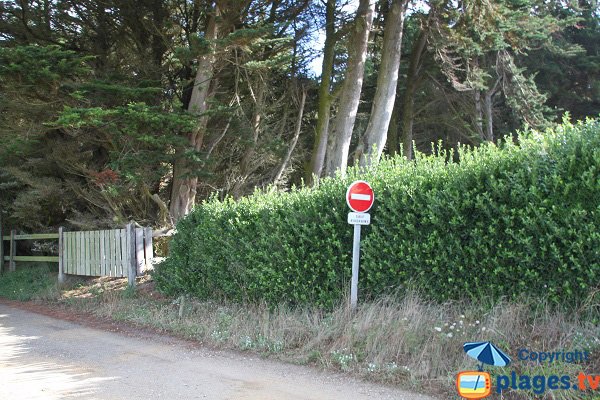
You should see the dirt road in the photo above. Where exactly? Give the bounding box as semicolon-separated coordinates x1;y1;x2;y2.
0;304;438;400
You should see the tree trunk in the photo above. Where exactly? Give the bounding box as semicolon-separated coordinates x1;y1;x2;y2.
231;78;266;199
401;94;415;159
483;74;501;142
358;0;408;167
400;26;429;160
169;5;219;223
484;90;494;142
274;87;307;184
387;103;400;156
474;89;484;140
324;0;375;177
306;0;336;185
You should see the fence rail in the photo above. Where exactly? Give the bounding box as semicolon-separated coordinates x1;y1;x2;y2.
0;228;59;271
8;256;60;262
2;233;60;240
1;219;151;286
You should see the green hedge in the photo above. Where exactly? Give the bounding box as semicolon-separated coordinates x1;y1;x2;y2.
155;119;600;307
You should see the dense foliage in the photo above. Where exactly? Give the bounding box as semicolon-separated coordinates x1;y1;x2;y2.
155;119;600;307
1;1;599;230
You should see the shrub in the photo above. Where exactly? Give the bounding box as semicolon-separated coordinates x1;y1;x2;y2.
155;119;600;307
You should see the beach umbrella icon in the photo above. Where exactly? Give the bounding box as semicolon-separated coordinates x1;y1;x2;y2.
460;341;511;398
463;341;511;369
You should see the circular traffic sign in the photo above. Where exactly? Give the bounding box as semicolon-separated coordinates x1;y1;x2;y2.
346;180;374;212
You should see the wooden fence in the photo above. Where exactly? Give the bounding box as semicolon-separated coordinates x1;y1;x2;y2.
1;218;152;286
61;225;152;285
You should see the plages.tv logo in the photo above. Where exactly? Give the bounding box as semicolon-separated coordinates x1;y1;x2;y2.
456;341;511;399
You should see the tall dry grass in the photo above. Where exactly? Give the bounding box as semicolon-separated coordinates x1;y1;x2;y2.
60;279;599;399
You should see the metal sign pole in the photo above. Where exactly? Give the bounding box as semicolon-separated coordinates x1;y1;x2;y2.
350;223;361;311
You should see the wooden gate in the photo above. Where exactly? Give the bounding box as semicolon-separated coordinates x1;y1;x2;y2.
63;229;130;277
60;223;152;286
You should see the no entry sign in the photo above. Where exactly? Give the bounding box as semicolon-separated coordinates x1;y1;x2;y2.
346;181;374;212
345;180;374;311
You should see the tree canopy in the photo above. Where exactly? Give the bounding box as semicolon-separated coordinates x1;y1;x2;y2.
0;0;598;230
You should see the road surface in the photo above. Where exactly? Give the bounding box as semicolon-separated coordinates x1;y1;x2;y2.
0;303;438;400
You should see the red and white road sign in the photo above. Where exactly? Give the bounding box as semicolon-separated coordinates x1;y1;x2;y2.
346;180;374;212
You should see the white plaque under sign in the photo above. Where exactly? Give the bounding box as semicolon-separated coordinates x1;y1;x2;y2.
348;212;370;225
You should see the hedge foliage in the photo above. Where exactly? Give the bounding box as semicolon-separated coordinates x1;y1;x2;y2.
155;119;600;307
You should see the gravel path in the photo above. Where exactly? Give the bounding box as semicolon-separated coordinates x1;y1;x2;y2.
0;303;438;400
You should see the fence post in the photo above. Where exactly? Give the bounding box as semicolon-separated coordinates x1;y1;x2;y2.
9;229;16;272
0;214;4;275
144;227;153;271
126;223;136;287
58;227;65;284
135;227;144;275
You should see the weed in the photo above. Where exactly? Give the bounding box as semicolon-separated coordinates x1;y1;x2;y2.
330;349;356;371
1;273;598;399
0;265;58;301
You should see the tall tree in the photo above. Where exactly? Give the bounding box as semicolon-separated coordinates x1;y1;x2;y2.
522;0;600;121
306;0;336;184
357;0;409;167
169;2;220;222
324;0;375;177
399;14;431;159
429;0;579;142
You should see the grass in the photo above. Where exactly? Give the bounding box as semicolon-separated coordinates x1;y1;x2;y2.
0;264;60;301
0;269;599;399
